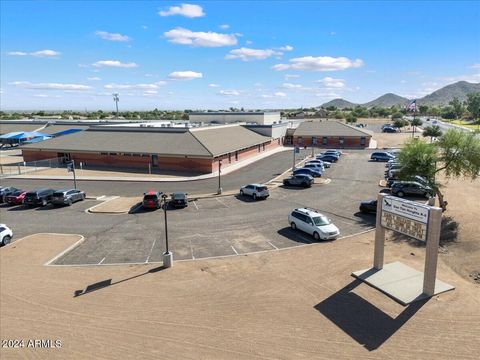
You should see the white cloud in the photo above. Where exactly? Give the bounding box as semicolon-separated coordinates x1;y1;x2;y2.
159;4;205;18
284;74;300;79
316;77;346;88
104;81;166;90
168;71;203;80
273;56;364;72
31;50;61;57
219;89;240;96
330;31;336;36
262;92;287;98
277;45;293;52
274;92;287;97
7;51;27;56
142;25;148;30
87;77;102;81
469;63;480;69
10;81;91;90
164;27;237;47
95;31;130;42
92;60;138;68
225;45;293;61
282;82;303;89
33;94;61;98
225;47;278;61
209;83;220;87
245;40;253;45
8;49;60;57
219;24;230;30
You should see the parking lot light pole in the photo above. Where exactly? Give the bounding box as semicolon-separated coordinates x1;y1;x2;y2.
67;160;77;189
292;146;297;170
217;159;222;194
162;194;172;268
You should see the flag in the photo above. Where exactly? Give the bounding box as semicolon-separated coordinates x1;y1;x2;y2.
407;99;417;112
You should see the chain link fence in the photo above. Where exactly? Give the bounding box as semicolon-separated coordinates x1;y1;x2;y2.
0;157;63;178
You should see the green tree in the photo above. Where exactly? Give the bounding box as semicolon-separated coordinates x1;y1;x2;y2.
418;105;429;115
392;112;403;121
393;119;408;130
397;129;480;211
449;97;464;119
410;117;423;137
441;106;456;120
466;93;480;129
345;113;357;124
333;111;344;119
422;125;442;143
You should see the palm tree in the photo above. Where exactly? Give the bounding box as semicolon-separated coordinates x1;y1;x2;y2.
422;125;443;143
410;117;423;137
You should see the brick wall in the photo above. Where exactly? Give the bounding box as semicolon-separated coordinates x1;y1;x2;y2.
293;136;371;148
212;140;279;171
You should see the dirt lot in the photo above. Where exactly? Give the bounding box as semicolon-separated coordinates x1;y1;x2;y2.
1;232;478;360
435;177;480;283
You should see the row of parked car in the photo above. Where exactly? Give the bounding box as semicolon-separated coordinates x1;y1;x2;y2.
141;191;189;210
283;150;342;188
360;150;434;214
236;151;343;242
0;186;86;207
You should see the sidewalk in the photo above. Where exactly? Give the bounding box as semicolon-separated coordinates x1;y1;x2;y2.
8;146;291;182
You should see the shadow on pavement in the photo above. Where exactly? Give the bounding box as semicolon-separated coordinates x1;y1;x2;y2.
315;279;428;351
74;266;166;298
234;194;267;203
277;227;315;244
353;211;376;227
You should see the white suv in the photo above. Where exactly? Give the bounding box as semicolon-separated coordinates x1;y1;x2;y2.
288;208;340;241
239;184;269;200
0;224;13;246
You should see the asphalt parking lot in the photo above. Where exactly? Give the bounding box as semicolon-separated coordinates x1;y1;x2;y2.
1;150;386;265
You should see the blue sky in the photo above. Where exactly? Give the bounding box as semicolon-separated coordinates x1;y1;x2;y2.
1;1;479;110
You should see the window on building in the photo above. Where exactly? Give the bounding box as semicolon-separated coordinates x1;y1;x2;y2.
322;137;328;145
360;137;366;146
339;137;344;145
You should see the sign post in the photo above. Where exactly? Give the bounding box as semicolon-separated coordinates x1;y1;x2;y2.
352;193;454;305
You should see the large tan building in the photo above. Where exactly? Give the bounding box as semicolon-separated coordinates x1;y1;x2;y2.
189;112;281;125
21;124;279;174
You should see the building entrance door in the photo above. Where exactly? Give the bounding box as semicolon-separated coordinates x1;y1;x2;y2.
151;154;159;167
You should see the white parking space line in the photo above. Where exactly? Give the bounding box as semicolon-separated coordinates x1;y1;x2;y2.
216;198;230;208
192;200;199;210
189;238;195;259
231;245;239;255
145;237;157;263
268;241;279;250
98;257;106;265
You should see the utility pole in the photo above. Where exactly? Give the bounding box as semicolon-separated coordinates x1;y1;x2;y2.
67;160;77;189
113;93;119;120
217;159;222;194
292;145;297;170
162;194;172;268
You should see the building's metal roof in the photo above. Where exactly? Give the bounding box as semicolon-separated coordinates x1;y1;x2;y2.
293;121;372;137
0;122;90;135
191;125;272;156
22;125;272;158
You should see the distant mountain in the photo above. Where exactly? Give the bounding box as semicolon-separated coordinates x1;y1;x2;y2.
363;93;410;108
321;81;480;108
321;98;358;109
417;81;480;106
